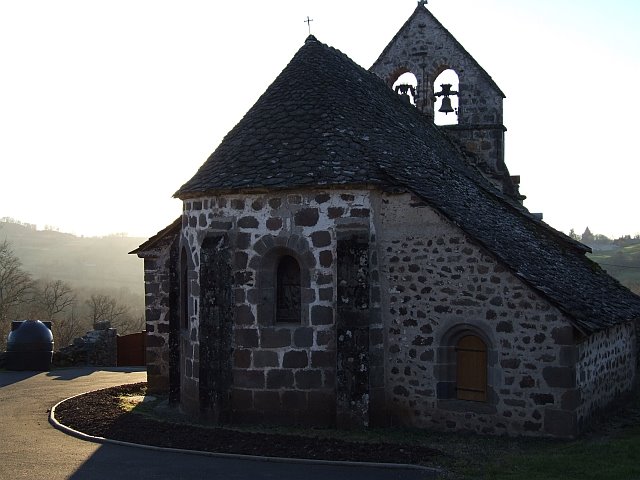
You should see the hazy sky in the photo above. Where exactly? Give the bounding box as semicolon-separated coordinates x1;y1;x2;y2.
1;0;639;238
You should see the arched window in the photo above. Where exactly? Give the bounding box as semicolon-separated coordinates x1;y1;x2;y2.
275;255;301;323
392;72;418;106
455;335;487;401
180;248;189;330
434;69;459;126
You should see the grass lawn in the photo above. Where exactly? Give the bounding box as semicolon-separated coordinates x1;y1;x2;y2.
478;428;640;480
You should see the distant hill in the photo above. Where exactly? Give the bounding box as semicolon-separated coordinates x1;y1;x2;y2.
589;243;640;295
0;220;146;296
2;219;638;302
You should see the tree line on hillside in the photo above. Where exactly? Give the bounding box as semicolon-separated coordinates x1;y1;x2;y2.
0;240;144;352
569;227;640;248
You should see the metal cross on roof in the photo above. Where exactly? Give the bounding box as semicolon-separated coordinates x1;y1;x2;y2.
304;16;314;35
418;0;428;5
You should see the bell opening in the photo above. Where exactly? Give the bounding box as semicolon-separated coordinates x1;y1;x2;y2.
434;69;459;125
392;72;418;107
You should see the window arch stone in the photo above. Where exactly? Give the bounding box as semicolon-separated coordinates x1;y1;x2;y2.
252;234;315;326
435;321;498;412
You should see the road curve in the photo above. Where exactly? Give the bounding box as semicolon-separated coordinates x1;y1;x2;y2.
0;368;436;479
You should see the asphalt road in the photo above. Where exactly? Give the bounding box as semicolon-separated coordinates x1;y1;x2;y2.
0;367;436;479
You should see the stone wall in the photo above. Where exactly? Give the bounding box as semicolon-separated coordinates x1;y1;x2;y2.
174;187;636;436
376;192;586;437
139;239;178;395
180;189;381;425
53;328;117;367
576;322;637;430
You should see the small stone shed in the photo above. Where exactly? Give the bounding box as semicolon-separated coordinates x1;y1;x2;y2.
132;4;640;437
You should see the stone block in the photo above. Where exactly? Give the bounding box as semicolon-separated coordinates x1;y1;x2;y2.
327;206;344;219
311;305;333;325
293;327;314;347
350;208;370;218
233;369;265;389
370;328;383;346
316;273;333;285
236;232;251;250
551;326;575;345
319;250;333;267
254;390;281;411
230;199;245;210
542;366;576;388
147;334;166;348
209;220;232;231
561;389;582;410
496;321;513;333
268;197;282;209
318;287;333;301
301;288;316;304
231;388;253;410
253;350;279;368
311;350;335;368
235;305;255;325
283;350;308;368
235;328;259;348
523;421;541;432
294;208;319;227
500;358;521;369
559;346;578;366
266;217;282;231
436;381;455;399
307;391;335;413
316;330;334;347
267;369;295;389
295;369;322;389
323;369;336;389
282;390;308;410
234;349;252;368
260;328;291;348
530;393;555;405
234;251;248;269
519;375;535;388
311;231;331;247
544;408;577;437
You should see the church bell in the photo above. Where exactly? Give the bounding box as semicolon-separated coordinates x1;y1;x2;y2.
438;96;454;114
434;83;458;115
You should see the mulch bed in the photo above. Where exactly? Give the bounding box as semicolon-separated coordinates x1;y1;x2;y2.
53;383;443;466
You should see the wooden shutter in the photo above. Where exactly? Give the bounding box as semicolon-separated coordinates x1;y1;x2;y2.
456;335;487;402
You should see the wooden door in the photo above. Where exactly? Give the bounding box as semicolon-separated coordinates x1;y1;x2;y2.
456;335;487;402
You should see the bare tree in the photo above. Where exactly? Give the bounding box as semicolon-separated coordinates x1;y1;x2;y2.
0;240;32;348
86;293;130;331
52;305;88;350
35;279;76;320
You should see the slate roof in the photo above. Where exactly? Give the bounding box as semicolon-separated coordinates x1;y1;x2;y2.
174;36;640;334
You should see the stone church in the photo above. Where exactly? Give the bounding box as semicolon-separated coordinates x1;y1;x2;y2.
132;3;640;437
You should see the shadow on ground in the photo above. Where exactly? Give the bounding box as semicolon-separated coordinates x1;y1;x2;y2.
47;366;145;381
0;370;40;388
67;443;434;480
